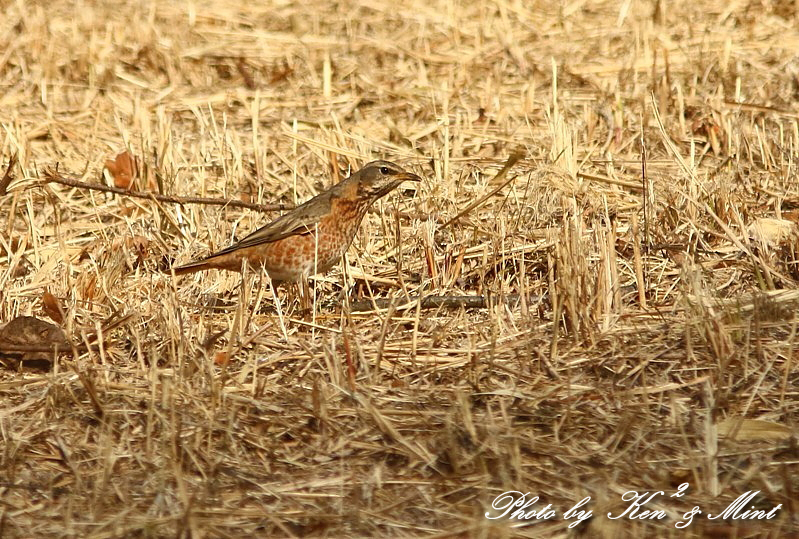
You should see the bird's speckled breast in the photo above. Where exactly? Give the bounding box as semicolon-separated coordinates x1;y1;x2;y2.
253;196;372;281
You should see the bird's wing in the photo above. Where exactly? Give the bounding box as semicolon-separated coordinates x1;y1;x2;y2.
210;191;334;255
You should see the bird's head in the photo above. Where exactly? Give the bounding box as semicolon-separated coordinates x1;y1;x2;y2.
353;160;421;200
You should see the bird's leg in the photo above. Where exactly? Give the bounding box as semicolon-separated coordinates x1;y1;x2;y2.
339;252;356;306
305;222;318;318
230;260;252;355
299;276;312;317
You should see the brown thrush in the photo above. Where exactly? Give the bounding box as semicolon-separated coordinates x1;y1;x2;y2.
172;160;420;281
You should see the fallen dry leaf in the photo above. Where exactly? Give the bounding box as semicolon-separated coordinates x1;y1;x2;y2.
104;150;139;190
214;351;230;367
83;274;97;303
41;291;65;324
0;315;70;370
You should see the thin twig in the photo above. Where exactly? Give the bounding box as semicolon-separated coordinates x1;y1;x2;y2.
0;343;93;354
349;293;546;312
42;166;291;213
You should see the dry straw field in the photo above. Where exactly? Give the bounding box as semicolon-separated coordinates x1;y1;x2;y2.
1;0;799;537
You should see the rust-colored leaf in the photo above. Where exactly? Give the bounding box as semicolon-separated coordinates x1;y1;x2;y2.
83;274;97;302
104;150;139;190
42;291;65;324
214;351;230;367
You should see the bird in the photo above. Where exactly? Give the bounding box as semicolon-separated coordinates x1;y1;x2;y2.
171;160;420;283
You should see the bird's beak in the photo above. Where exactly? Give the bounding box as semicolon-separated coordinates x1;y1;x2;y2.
398;172;421;183
372;171;422;199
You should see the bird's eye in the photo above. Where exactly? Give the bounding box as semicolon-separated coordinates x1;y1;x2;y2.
379;166;390;175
